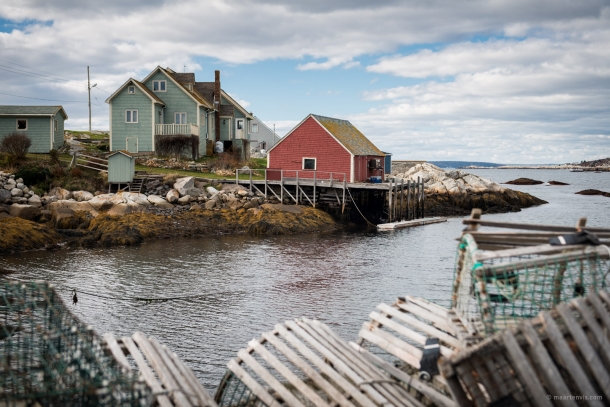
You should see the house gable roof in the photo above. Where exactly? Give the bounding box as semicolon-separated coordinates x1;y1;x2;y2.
108;150;134;158
311;114;384;156
139;66;214;109
267;114;384;157
104;79;165;105
253;116;280;139
221;90;253;119
0;105;68;120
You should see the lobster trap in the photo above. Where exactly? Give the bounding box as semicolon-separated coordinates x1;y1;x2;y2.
0;280;150;406
452;211;610;336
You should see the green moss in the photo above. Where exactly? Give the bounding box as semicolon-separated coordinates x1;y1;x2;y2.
0;218;62;254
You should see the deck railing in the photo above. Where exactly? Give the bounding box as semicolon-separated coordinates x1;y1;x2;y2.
154;123;199;136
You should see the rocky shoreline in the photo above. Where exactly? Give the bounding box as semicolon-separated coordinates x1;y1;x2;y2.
0;172;338;254
392;163;547;216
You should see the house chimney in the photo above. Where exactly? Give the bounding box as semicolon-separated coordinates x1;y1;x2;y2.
215;70;221;143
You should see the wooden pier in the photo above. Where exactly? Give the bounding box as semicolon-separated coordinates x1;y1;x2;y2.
235;169;426;224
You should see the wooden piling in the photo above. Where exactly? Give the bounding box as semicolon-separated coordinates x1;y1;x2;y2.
400;179;404;221
313;171;317;208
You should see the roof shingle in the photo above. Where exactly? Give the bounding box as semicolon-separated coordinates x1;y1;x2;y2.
0;105;67;118
311;114;383;156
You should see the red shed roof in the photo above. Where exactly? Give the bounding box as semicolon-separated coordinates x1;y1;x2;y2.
270;114;384;157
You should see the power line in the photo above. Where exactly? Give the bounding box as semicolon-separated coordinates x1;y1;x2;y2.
0;58;83;83
0;65;77;84
0;91;86;103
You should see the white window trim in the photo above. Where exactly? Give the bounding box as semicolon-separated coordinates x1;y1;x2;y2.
251;123;259;133
302;157;317;170
128;86;135;94
16;119;28;131
152;80;167;92
125;110;138;123
236;119;244;130
54;119;58;132
175;112;187;124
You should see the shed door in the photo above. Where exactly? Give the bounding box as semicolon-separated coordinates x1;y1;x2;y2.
126;137;138;153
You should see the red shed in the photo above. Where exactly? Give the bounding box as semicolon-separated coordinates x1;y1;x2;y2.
267;114;385;183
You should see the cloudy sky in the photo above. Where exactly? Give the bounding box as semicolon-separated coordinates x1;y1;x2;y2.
1;0;609;163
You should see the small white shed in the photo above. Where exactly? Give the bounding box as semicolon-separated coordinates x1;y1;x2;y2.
108;150;135;184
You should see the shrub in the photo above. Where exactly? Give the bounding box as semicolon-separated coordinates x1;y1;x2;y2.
49;149;60;165
70;167;83;178
51;165;65;178
0;133;32;164
15;165;51;186
155;135;199;160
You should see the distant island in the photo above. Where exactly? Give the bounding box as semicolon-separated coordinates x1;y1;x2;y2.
426;158;609;171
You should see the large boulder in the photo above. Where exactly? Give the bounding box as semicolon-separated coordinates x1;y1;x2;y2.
8;204;40;221
148;195;174;208
0;189;11;203
27;194;42;207
166;189;179;203
49;187;73;200
47;201;99;217
10;188;23;197
88;194;126;211
173;177;195;196
52;208;80;229
73;191;94;202
107;203;140;216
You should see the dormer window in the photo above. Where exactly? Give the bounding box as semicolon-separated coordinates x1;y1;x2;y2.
153;80;166;92
128;86;135;94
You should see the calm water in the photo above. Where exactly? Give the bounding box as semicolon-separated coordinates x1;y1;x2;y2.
1;169;609;391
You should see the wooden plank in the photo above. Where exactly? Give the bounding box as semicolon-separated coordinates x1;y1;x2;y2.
132;332;193;407
572;298;610;368
471;357;499;402
261;332;356;407
454;362;487;407
275;324;377;407
350;342;457;407
501;329;553;407
165;349;217;407
557;304;610;399
121;336;174;407
226;359;281;407
395;301;454;334
407;296;450;317
285;320;389;407
103;333;131;371
539;312;604;407
377;304;463;349
359;322;421;368
587;293;610;332
237;349;306;407
599;290;610;307
473;244;587;261
462;218;610;233
149;337;202;406
519;321;577;407
368;311;454;358
248;340;331;407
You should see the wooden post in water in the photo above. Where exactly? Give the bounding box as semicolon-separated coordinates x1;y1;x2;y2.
407;180;411;220
281;170;284;203
388;179;393;222
415;177;419;219
400;179;404;221
296;171;299;204
313;171;317;208
421;178;425;218
264;170;268;199
393;179;398;221
342;180;346;214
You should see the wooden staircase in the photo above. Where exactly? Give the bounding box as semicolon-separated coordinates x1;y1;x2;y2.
128;172;148;193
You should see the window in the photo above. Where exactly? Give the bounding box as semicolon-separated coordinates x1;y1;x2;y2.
251;123;259;133
152;80;166;92
54;120;58;132
175;112;186;124
236;119;244;130
128;86;135;94
16;119;27;130
303;157;316;170
126;110;138;123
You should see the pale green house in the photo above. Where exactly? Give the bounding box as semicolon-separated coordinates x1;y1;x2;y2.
0;106;67;153
105;66;255;157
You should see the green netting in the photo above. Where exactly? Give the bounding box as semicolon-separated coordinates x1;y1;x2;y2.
216;370;266;407
0;281;151;406
452;235;610;336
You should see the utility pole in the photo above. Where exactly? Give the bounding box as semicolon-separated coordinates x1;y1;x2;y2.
87;66;97;132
